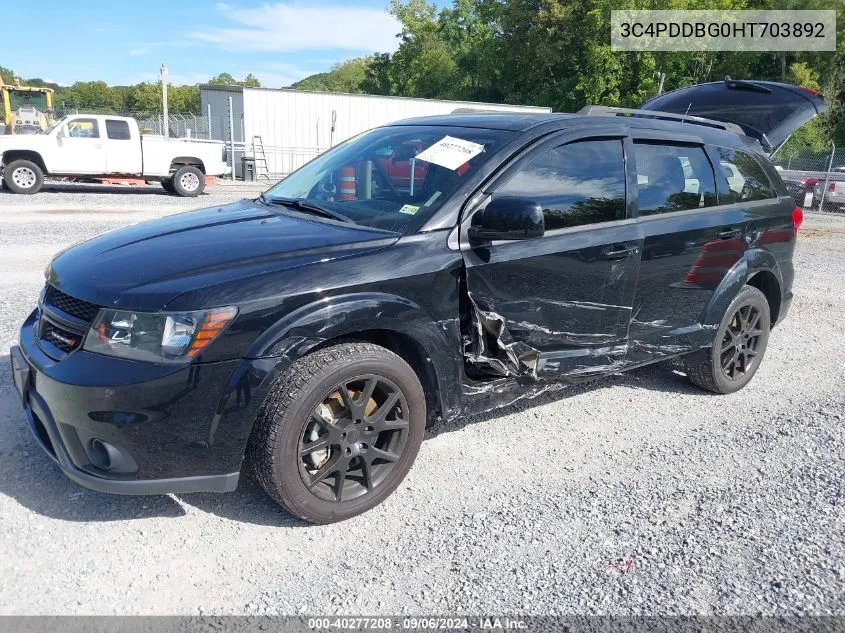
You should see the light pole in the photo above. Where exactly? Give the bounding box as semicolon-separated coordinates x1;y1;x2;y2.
160;64;169;137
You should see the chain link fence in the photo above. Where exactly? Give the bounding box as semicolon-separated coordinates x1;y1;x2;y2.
55;107;228;141
772;145;845;215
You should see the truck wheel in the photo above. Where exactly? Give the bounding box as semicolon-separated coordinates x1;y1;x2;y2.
160;179;175;193
4;160;44;195
249;342;426;524
684;285;770;394
1;178;9;192
171;165;205;197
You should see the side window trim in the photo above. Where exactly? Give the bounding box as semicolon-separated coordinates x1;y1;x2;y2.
480;127;628;195
704;144;734;205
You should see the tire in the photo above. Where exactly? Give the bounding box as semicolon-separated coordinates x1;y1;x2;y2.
684;285;770;394
160;179;175;193
1;178;9;191
249;342;426;524
4;159;44;195
170;165;205;197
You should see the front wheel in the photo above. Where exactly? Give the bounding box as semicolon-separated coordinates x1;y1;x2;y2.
684;285;770;394
171;165;205;197
4;159;44;195
250;342;426;524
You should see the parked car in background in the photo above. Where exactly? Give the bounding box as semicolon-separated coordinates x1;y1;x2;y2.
10;78;820;524
783;175;819;207
814;177;845;212
0;115;229;196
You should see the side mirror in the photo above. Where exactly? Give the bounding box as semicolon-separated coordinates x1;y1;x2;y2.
467;196;544;244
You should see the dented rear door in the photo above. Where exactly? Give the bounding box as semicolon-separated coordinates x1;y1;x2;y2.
462;133;642;379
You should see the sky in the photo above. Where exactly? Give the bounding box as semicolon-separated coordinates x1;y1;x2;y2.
0;0;407;88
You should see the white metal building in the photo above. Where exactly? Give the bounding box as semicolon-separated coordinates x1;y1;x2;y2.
200;85;551;179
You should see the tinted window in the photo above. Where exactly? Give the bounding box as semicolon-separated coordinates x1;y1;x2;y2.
66;118;99;139
106;119;131;140
634;143;717;215
717;147;777;202
495;139;626;229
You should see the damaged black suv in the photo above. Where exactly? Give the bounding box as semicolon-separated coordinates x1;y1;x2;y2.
11;79;823;523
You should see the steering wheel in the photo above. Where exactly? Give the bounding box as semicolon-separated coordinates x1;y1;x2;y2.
369;158;401;201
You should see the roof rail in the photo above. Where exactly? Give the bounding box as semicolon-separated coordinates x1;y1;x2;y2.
577;105;745;136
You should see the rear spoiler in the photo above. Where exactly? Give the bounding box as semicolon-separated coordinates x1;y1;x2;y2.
578;105;746;137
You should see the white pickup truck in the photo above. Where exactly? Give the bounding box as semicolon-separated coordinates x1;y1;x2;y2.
0;114;230;196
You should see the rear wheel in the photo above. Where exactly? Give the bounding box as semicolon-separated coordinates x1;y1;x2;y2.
4;159;44;195
684;285;770;394
170;165;205;197
250;342;426;524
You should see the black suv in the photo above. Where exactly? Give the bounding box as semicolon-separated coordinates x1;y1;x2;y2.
10;79;824;523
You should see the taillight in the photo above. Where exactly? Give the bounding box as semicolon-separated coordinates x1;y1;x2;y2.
829;182;837;192
801;177;818;188
799;86;822;97
792;207;804;232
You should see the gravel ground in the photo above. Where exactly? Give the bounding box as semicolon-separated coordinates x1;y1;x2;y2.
0;192;843;615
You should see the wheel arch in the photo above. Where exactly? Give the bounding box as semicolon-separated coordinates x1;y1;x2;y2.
170;157;206;173
746;269;782;327
244;292;464;425
2;150;48;173
702;248;784;328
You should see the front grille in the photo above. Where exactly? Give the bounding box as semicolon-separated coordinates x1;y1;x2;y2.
44;285;100;323
40;321;84;353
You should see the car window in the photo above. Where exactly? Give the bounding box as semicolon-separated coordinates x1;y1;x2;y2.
66;118;99;139
494;139;626;230
718;147;777;202
105;119;131;140
634;142;717;216
265;125;514;234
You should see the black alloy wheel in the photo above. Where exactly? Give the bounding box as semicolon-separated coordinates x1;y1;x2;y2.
719;303;764;381
684;284;771;394
250;342;426;524
299;374;409;502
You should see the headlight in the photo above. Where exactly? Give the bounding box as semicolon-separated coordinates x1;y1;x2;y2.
83;306;238;364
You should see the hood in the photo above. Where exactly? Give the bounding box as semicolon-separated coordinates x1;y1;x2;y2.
47;199;399;311
641;77;826;152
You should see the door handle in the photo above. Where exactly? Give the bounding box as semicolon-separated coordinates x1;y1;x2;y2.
602;245;639;260
717;227;742;239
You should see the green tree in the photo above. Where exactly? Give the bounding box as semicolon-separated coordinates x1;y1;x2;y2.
294;58;373;93
208;72;261;87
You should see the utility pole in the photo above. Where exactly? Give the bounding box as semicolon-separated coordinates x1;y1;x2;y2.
654;71;666;96
160;64;169;138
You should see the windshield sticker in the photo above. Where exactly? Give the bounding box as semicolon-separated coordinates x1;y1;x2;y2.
398;204;420;215
416;136;484;171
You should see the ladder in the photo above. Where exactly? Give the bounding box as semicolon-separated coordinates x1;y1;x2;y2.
251;135;270;180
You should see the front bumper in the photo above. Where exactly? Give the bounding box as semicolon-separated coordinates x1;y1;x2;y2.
10;310;277;495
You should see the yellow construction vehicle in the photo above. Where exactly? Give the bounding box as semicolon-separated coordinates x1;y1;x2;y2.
0;74;55;135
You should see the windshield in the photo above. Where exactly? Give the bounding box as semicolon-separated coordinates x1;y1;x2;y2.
264;125;515;233
9;91;48;111
43;116;68;135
